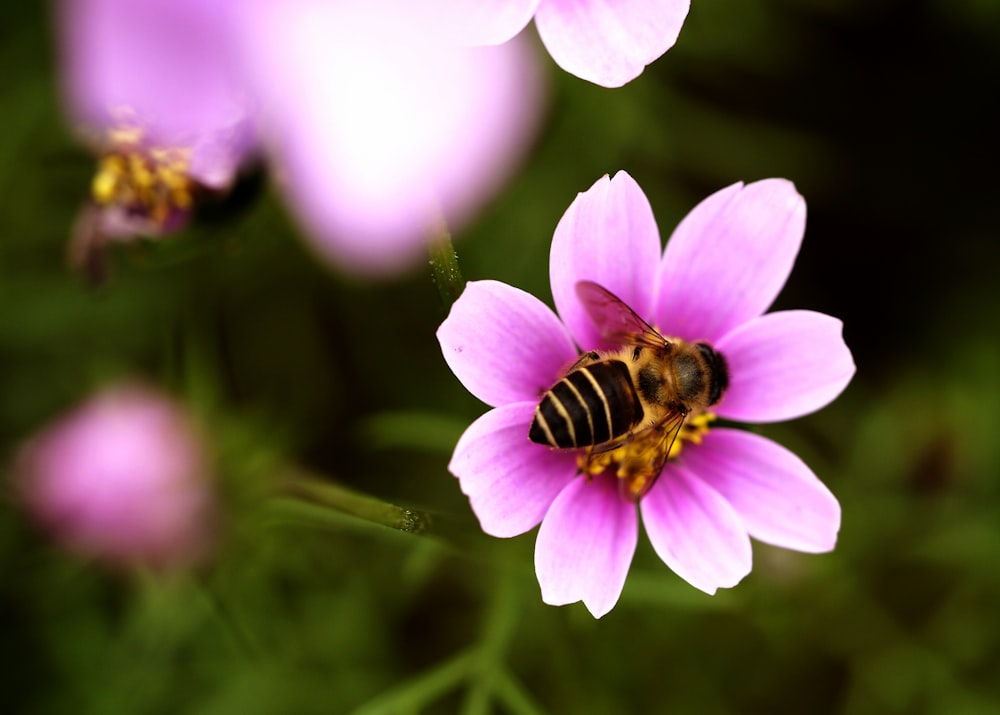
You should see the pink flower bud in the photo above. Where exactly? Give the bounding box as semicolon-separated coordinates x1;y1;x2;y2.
14;384;214;570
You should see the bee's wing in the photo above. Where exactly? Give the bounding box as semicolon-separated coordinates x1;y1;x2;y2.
618;411;687;503
583;409;686;503
575;280;668;349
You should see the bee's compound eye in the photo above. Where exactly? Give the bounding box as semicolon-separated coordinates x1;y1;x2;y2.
696;342;730;405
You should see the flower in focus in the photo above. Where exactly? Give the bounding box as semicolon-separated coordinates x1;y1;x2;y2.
235;0;543;275
434;0;690;87
13;383;215;569
58;0;257;275
438;171;855;617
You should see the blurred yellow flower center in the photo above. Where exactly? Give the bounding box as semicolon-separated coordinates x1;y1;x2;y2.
91;123;195;227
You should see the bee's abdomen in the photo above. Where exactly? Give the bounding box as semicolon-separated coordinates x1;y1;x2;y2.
530;361;642;449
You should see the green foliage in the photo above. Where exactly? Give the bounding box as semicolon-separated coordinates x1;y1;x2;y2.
2;1;1000;713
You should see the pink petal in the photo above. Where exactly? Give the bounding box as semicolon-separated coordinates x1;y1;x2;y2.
438;280;578;408
431;0;541;45
535;0;689;87
681;429;841;553
59;0;251;154
450;402;577;538
535;476;638;618
550;172;662;351
641;465;752;594
236;0;542;275
715;310;856;423
654;179;806;343
186;116;257;190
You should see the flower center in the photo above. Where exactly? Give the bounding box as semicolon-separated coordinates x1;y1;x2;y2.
577;412;717;501
91;123;195;229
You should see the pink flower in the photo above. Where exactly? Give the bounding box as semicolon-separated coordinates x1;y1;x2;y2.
234;0;543;275
58;0;257;233
57;0;257;279
433;0;690;87
58;0;542;277
13;384;215;569
438;172;855;617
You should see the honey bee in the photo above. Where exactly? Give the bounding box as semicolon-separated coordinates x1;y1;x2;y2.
529;280;729;502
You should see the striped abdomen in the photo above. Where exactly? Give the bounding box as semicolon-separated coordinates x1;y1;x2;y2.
529;360;643;449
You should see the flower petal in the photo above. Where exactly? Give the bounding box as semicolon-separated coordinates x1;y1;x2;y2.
438;280;578;407
682;429;841;553
550;172;662;351
431;0;541;45
715;310;856;423
534;0;689;87
535;476;638;617
236;0;542;274
186;115;258;190
641;465;752;594
655;179;806;343
450;402;577;538
59;0;251;151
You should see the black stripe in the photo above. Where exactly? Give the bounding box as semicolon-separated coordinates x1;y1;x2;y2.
528;409;553;446
532;360;644;449
551;379;591;446
536;393;575;448
561;371;599;445
587;361;642;439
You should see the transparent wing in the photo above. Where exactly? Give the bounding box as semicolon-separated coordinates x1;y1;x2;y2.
616;411;686;503
575;280;668;349
581;409;687;503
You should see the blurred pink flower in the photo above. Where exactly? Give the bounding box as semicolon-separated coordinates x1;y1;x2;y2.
235;0;543;275
14;384;214;569
434;0;690;87
58;0;543;277
58;0;257;227
438;172;855;617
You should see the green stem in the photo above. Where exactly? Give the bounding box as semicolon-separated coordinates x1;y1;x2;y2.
494;668;548;715
462;569;522;715
281;469;432;535
428;218;465;307
348;651;476;715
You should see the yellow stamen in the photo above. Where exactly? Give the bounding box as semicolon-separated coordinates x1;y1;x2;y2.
576;412;718;500
670;412;715;457
89;118;196;229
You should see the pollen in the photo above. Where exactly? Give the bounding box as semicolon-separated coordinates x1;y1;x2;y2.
90;120;195;228
577;412;718;501
672;412;715;456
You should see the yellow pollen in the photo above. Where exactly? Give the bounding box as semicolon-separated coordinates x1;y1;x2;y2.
577;413;718;480
673;412;715;454
107;124;143;147
90;122;195;228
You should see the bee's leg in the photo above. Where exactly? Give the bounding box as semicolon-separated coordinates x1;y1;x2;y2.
567;350;601;372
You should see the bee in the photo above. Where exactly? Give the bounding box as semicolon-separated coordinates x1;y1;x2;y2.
529;280;729;502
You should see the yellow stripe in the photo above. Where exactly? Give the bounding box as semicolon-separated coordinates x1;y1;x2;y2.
550;385;578;447
579;368;614;440
561;376;594;446
533;406;558;448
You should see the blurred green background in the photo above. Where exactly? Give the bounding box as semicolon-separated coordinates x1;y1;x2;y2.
2;0;999;713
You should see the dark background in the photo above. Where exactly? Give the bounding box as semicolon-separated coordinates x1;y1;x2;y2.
2;0;998;712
